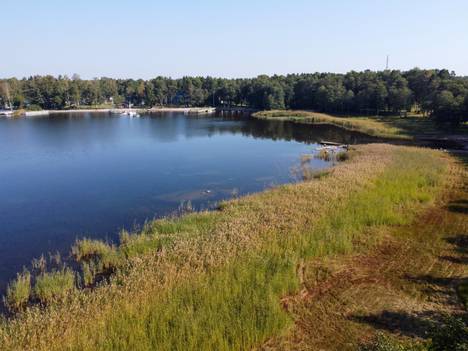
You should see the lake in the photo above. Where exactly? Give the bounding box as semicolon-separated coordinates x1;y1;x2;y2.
0;112;372;291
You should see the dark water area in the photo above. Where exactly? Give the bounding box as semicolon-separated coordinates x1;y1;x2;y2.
0;112;373;291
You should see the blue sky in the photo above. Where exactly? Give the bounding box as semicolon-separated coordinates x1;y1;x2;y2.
1;0;468;78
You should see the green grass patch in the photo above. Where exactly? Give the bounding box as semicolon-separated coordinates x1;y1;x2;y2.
4;270;31;312
34;269;76;304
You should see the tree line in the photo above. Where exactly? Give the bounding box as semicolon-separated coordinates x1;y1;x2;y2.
1;69;467;124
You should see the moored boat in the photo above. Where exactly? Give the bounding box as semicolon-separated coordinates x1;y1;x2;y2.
0;110;14;117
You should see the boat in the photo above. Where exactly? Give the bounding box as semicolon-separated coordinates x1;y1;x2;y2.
114;110;139;117
0;110;14;117
126;111;140;117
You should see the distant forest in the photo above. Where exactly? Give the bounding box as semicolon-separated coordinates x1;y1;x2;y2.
1;69;468;124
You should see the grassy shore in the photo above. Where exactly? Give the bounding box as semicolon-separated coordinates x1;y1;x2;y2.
253;110;408;139
1;140;463;350
253;110;468;142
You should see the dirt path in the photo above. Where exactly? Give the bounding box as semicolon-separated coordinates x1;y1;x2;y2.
261;159;468;351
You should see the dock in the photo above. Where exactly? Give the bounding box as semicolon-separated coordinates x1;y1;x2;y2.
319;140;349;150
147;107;216;114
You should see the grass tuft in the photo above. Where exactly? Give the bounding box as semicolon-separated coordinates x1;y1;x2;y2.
4;270;31;313
33;268;76;304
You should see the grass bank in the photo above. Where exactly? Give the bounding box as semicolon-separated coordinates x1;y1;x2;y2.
253;110;468;144
253;110;408;139
263;153;467;350
0;144;459;350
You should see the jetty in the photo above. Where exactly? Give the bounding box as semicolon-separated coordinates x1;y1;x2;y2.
147;107;216;114
216;107;257;114
319;140;349;150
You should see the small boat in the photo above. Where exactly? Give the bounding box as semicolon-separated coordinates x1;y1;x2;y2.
126;111;140;117
116;110;139;117
0;110;14;117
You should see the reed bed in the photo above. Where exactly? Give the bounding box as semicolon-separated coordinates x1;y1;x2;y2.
0;144;450;350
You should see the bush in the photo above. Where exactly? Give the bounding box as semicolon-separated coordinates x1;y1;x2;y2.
4;270;31;312
336;151;350;162
34;269;76;304
359;333;426;351
360;317;468;351
429;316;468;351
457;281;468;309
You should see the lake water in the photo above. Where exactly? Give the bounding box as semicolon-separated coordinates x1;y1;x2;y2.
0;112;372;290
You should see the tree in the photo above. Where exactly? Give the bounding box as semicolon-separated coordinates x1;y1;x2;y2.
0;80;12;109
432;90;463;124
1;69;467;125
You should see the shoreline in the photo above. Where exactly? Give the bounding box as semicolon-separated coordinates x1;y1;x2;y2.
252;110;409;140
22;107;217;117
253;110;468;151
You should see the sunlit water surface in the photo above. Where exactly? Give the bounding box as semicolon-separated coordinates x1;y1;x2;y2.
0;112;372;289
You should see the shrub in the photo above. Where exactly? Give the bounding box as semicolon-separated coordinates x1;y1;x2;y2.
457;281;468;309
336;151;349;162
316;149;332;161
34;269;76;304
4;270;31;312
359;333;426;351
428;316;468;351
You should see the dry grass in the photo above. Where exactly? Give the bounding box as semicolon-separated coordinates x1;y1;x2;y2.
253;110;408;139
0;144;455;350
261;153;468;350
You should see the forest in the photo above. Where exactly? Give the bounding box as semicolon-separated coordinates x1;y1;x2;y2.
1;68;468;124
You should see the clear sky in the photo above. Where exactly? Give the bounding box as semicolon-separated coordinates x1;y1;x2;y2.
1;0;468;79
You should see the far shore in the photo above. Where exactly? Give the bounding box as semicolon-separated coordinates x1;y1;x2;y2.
22;107;217;117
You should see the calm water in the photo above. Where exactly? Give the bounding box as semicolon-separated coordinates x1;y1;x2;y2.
0;112;371;290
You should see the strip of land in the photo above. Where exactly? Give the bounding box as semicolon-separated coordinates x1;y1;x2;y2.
253;110;408;139
18;107;216;117
1;138;465;350
253;110;468;149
